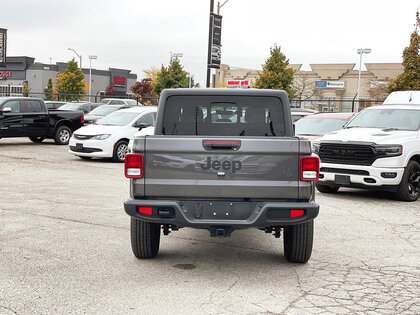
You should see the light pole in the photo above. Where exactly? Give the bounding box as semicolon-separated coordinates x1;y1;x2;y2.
217;0;229;14
171;52;183;59
68;48;82;68
186;74;195;88
89;55;98;102
356;48;371;112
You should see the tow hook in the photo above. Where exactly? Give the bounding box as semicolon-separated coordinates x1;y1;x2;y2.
265;227;281;238
162;224;179;235
210;226;233;237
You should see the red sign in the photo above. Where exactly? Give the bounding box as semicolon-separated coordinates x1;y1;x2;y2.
0;71;11;77
113;75;126;86
227;80;250;88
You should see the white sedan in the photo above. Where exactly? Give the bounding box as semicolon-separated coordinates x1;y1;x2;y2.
69;106;157;162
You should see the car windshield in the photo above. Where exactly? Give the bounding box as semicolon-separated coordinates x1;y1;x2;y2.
88;105;119;116
96;111;138;126
125;99;138;105
58;103;80;110
295;117;348;136
346;108;420;131
100;99;111;104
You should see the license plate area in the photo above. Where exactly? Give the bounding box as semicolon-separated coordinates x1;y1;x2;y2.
184;201;258;220
76;143;83;150
335;174;350;185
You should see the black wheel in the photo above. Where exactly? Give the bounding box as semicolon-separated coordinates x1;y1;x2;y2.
316;183;339;194
112;140;129;162
54;125;72;145
396;161;420;202
29;137;45;143
130;218;161;259
78;156;92;160
283;220;314;263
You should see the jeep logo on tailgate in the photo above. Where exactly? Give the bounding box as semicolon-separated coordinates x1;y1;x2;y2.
200;157;242;173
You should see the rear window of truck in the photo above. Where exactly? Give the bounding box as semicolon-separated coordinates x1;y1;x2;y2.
162;96;286;136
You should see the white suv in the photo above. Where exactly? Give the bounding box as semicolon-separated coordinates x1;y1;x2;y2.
314;94;420;201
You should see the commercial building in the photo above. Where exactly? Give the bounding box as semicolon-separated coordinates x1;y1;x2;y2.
216;63;403;111
0;56;137;99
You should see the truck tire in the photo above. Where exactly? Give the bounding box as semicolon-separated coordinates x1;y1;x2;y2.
396;161;420;202
283;220;313;263
29;137;45;143
316;183;339;194
131;218;161;259
112;140;128;162
54;125;72;145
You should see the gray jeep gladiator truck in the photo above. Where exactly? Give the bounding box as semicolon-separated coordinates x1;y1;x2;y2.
124;89;320;263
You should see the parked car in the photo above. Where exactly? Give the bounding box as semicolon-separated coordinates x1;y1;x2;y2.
123;88;320;263
291;108;317;123
69;106;157;162
45;101;66;110
382;91;420;105
83;104;132;124
295;112;354;142
314;104;420;201
0;97;84;145
58;102;100;114
100;98;140;106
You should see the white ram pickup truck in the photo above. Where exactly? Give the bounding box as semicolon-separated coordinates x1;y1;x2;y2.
314;91;420;201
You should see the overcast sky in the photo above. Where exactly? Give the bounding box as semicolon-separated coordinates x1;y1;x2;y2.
2;0;419;85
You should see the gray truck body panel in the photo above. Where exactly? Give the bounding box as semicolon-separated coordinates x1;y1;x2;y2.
125;89;318;230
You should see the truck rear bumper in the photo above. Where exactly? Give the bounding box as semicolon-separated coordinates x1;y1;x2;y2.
124;198;319;229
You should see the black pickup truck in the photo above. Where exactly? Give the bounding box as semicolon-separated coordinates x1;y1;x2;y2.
0;97;84;145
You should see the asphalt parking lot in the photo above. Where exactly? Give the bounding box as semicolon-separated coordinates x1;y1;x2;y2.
0;138;419;315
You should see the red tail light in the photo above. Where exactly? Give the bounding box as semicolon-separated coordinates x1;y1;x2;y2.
139;207;152;215
81;114;84;124
290;209;304;218
125;154;143;178
300;156;319;181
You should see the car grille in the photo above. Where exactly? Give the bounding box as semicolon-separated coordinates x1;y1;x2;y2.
320;167;370;176
319;143;376;166
74;134;94;140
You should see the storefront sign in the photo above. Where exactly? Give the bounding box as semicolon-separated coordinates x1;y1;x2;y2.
113;75;126;87
227;80;250;88
0;28;7;68
0;71;12;77
315;81;345;88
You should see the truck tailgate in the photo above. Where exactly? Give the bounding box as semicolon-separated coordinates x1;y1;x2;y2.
141;136;300;199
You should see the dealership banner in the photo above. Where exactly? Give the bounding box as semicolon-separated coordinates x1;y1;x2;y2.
0;28;6;68
315;81;345;88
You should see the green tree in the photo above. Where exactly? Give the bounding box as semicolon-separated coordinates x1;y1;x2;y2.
255;44;296;98
44;78;54;100
56;58;86;101
389;11;420;92
152;57;189;95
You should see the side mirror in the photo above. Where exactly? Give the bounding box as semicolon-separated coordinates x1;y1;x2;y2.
137;123;151;130
1;107;12;113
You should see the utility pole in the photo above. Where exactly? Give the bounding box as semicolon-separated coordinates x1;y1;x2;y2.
206;0;214;87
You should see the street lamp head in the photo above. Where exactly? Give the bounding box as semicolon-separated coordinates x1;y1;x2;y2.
357;48;372;54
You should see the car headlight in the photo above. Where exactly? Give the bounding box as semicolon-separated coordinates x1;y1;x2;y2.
375;145;403;157
93;134;111;140
312;142;320;154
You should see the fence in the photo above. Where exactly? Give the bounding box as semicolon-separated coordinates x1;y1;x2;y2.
290;98;384;112
0;88;384;112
